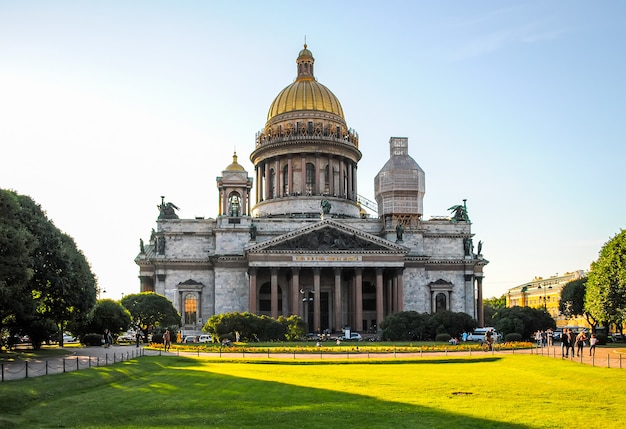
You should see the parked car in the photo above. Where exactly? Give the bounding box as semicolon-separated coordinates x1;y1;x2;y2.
117;332;135;342
198;334;212;343
342;332;363;341
183;335;198;343
62;334;77;343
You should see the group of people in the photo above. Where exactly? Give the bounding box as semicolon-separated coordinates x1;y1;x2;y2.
560;329;598;357
533;329;554;347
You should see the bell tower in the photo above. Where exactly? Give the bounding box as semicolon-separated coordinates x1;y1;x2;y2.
216;152;253;217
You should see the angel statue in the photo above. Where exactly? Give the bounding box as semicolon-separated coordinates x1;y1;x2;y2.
157;196;180;219
448;200;470;223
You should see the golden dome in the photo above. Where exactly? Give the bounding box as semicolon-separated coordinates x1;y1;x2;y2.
267;45;345;122
225;152;245;171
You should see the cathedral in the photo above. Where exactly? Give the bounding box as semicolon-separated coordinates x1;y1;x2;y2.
135;45;488;336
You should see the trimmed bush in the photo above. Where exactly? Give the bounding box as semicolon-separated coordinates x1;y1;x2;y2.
82;333;104;346
435;333;451;342
505;333;522;342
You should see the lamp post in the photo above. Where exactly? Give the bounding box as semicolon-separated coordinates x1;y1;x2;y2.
538;285;552;311
300;289;314;333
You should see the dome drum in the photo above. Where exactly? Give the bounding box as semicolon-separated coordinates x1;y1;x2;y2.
252;196;361;219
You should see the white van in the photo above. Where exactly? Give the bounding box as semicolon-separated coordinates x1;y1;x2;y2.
466;327;499;343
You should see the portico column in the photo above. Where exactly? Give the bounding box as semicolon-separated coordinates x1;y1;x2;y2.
270;268;278;319
391;276;398;313
291;268;300;316
385;277;392;315
313;268;321;333
396;269;404;312
375;268;383;329
334;268;342;332
476;275;484;326
248;268;257;314
355;268;363;331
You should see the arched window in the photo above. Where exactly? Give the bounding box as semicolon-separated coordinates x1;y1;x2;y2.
435;293;447;313
324;164;330;194
305;163;315;195
184;294;197;325
228;193;241;217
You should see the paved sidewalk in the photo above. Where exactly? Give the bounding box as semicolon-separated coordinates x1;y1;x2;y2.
0;345;151;382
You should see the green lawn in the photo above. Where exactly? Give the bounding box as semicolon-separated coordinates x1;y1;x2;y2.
0;354;624;428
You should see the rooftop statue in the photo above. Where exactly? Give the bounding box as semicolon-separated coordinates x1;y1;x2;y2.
448;199;470;223
157;196;180;219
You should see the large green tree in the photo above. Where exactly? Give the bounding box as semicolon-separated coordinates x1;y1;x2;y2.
0;190;98;348
585;230;626;330
558;277;598;329
0;190;35;345
74;299;132;338
120;292;181;334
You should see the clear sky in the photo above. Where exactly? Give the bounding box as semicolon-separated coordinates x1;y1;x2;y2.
2;1;625;301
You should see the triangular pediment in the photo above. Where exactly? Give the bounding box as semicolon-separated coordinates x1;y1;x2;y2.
246;219;408;254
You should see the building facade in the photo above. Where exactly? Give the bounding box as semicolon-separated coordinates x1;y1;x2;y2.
505;270;586;324
135;45;488;335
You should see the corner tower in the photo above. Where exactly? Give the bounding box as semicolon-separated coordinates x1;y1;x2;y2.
250;45;362;218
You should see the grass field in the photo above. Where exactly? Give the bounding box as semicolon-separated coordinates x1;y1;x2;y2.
0;353;624;428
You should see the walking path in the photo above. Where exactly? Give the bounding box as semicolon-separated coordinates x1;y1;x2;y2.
0;345;157;382
2;344;624;382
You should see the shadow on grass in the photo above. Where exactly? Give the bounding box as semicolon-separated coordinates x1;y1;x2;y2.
3;356;527;429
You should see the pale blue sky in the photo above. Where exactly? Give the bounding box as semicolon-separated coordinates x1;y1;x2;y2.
1;1;624;300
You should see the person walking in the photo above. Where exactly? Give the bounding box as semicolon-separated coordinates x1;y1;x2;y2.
561;329;570;358
589;334;598;356
575;330;587;357
163;329;171;352
568;330;576;357
135;330;142;348
484;328;495;351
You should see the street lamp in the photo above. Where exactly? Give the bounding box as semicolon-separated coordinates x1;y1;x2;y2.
300;289;314;333
538;285;552;311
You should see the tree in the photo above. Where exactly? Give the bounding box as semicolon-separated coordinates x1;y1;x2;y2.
483;295;506;324
425;310;476;340
586;230;626;330
15;194;97;347
380;311;422;341
120;292;181;334
491;306;555;340
0;190;98;349
75;299;132;337
559;277;598;328
0;190;35;345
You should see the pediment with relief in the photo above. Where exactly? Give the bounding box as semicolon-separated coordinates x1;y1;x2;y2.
246;219;407;254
